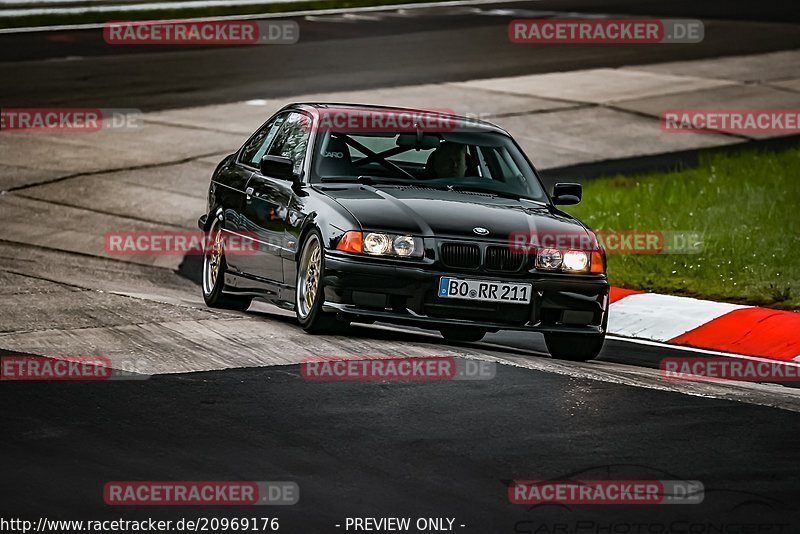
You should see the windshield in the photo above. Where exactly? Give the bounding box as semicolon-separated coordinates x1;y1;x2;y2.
311;130;547;202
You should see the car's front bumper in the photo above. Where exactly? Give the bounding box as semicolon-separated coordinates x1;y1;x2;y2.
322;251;609;334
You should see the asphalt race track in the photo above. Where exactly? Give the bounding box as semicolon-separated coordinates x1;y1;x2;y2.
2;0;800;531
3;361;800;529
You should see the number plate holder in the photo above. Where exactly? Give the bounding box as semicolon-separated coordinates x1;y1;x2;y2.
438;277;532;304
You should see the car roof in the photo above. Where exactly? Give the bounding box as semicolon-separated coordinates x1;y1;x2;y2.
280;102;510;135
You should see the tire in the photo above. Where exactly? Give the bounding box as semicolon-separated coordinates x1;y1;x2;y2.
439;326;487;343
201;216;252;311
295;231;347;333
544;333;605;361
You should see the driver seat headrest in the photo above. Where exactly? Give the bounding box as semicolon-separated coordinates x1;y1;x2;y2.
318;134;353;176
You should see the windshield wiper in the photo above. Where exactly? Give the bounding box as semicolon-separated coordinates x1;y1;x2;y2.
320;175;417;185
450;185;527;201
320;177;361;183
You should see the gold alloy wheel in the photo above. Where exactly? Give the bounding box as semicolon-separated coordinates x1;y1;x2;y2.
203;223;223;296
297;236;321;319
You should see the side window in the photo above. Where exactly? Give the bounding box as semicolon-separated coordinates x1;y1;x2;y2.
267;113;311;175
240;114;287;167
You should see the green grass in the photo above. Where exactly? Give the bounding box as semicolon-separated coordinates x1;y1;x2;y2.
564;147;800;309
0;0;432;29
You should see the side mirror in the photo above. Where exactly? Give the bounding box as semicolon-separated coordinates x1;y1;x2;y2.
552;182;582;205
260;155;298;183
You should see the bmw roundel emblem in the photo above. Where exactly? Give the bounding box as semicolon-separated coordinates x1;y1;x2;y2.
473;227;489;235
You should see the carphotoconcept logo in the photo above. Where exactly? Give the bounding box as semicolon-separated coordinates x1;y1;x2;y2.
300;356;495;381
103;20;298;45
509;19;703;44
0;108;141;132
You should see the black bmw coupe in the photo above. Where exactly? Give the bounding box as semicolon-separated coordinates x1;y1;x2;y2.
199;103;609;361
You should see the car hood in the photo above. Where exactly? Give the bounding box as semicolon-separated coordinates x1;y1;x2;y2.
318;184;591;243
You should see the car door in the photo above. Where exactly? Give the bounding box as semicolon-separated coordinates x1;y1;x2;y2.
212;161;251;276
239;112;311;283
227;113;287;274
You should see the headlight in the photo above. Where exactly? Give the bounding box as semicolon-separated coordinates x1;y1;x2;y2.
393;235;416;257
337;231;423;258
535;247;604;274
363;232;392;255
536;248;562;270
562;250;589;272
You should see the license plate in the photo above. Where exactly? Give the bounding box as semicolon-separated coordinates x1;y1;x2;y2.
438;277;532;304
